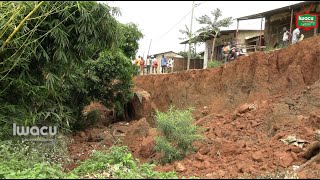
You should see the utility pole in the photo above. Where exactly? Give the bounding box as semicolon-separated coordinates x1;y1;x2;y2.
187;1;195;71
147;39;152;57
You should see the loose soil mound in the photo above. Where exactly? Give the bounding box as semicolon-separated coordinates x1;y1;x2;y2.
154;80;320;178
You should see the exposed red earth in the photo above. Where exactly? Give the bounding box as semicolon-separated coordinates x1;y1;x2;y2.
66;35;320;178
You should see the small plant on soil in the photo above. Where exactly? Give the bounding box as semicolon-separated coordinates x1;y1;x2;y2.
208;60;223;68
154;106;203;164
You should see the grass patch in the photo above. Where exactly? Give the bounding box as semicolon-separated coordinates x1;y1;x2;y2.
72;145;179;179
208;60;223;68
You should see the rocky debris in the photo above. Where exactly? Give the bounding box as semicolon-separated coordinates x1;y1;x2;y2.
309;112;320;129
297;115;307;121
112;129;126;137
297;140;320;172
174;162;186;172
130;91;157;127
79;131;86;138
217;170;226;177
237;103;257;114
138;128;158;158
274;152;294;168
82;102;114;126
87;133;104;142
316;130;320;141
301;141;320;160
119;122;130;126
135;91;151;103
195;152;205;162
280;135;307;148
232;103;257;120
252;151;264;162
125;118;150;138
201;106;209;116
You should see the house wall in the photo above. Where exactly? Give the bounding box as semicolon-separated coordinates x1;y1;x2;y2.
154;52;181;73
205;30;262;61
173;58;203;72
264;3;320;48
237;31;262;45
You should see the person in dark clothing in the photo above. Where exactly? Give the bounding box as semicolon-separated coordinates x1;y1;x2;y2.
161;54;167;73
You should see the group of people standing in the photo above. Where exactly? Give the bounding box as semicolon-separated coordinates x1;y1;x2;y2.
133;54;174;75
160;55;174;74
132;55;158;75
282;27;304;47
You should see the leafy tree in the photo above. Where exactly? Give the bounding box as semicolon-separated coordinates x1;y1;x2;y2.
119;23;144;59
82;49;135;124
0;1;138;137
179;25;203;59
177;49;201;59
196;8;232;66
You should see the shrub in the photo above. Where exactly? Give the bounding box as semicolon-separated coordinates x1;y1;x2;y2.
208;60;223;68
154;106;203;164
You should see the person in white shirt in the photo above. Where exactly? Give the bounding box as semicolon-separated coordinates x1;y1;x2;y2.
151;56;158;74
146;55;152;74
292;27;301;44
282;27;291;47
167;58;174;73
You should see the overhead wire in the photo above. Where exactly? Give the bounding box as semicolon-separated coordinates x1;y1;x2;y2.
159;10;192;39
159;1;207;40
142;1;207;55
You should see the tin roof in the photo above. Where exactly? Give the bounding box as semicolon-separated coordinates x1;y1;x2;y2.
236;1;318;20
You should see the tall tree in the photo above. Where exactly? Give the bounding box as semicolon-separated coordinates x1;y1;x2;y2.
179;25;199;59
0;1;140;137
196;8;232;64
119;23;143;59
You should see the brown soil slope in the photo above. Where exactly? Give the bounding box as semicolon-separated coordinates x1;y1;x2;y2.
153;79;320;178
133;36;320;115
66;36;320;178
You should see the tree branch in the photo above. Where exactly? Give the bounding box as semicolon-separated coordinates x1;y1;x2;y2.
1;1;45;50
0;5;22;39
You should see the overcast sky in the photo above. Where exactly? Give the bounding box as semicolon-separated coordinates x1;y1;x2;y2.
102;1;303;58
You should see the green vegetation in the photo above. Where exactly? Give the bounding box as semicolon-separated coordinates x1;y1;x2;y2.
72;146;179;179
154;106;203;164
177;50;202;59
0;137;76;179
119;23;144;59
207;60;223;68
196;8;233;61
0;1;143;137
0;142;179;179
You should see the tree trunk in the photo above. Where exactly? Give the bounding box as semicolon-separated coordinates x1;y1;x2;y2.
210;35;216;61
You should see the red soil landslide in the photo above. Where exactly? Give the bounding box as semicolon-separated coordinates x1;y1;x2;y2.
66;36;320;178
132;36;320;178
